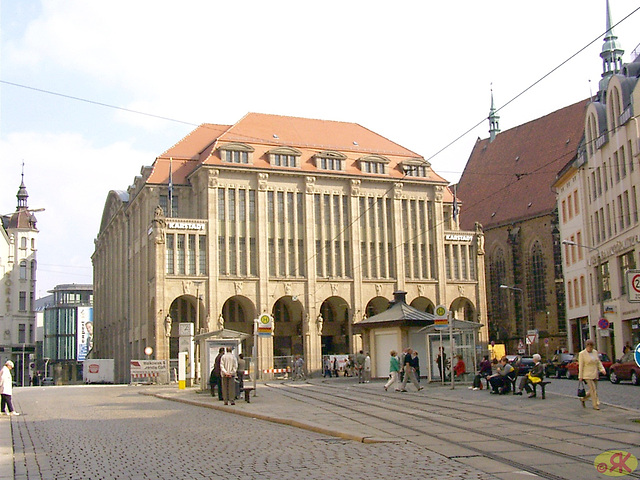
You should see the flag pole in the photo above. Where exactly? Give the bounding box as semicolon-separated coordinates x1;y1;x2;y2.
168;157;173;218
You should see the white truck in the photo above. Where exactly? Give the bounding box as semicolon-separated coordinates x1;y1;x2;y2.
83;359;115;384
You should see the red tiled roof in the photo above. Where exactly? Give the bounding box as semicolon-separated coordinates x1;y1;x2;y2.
219;112;421;157
160;124;231;159
456;99;588;231
147;113;449;185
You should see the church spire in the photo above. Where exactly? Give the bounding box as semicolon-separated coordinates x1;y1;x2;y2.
599;0;624;93
16;162;29;211
489;87;500;142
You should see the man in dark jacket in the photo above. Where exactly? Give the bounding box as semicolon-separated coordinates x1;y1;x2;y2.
210;347;225;400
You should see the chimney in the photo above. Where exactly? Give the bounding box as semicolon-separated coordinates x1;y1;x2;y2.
393;291;407;305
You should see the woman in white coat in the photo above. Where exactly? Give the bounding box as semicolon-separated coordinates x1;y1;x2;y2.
0;360;20;415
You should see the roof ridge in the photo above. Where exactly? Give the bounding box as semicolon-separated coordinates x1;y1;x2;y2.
483;98;589;141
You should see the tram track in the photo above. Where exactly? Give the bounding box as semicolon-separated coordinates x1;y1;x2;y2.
265;381;640;480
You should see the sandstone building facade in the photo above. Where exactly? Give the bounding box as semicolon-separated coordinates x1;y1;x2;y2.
93;113;487;382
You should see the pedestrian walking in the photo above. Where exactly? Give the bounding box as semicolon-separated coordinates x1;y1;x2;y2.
293;355;306;380
332;357;339;378
363;352;371;383
412;350;421;383
578;339;606;410
236;353;246;400
323;356;332;378
399;348;423;392
210;347;224;399
220;348;238;406
436;347;447;380
355;350;366;383
384;350;400;391
0;360;19;415
398;349;407;382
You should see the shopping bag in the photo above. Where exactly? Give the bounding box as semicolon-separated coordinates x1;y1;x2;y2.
577;380;586;397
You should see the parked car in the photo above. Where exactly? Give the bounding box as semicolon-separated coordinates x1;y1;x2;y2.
565;353;612;379
609;352;640;385
41;377;55;386
515;356;535;375
545;353;574;378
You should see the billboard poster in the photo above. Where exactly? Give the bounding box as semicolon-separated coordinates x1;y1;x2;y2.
77;307;94;361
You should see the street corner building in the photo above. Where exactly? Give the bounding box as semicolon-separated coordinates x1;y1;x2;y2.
0;173;38;379
92;113;488;383
554;22;640;360
457;1;640;360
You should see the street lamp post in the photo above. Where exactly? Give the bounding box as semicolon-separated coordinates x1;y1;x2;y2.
562;240;603;351
500;284;527;354
193;281;203;387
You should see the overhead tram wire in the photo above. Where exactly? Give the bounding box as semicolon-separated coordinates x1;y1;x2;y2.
418;5;640;168
0;80;200;128
332;145;583;297
2;6;638;173
3;6;639;299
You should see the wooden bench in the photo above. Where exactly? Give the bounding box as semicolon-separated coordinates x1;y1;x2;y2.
531;381;551;399
240;386;255;403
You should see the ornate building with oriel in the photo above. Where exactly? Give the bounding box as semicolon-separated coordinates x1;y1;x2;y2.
93;113;488;382
0;173;39;382
555;1;640;358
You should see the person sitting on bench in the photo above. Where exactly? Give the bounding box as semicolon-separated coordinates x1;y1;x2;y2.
488;356;514;394
453;355;466;379
514;353;544;397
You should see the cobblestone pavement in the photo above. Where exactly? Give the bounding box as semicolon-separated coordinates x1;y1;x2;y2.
9;385;497;480
535;376;640;410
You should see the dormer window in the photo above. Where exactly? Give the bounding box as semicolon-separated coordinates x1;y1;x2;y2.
314;151;346;171
401;158;430;177
267;147;301;168
358;155;389;175
219;143;254;164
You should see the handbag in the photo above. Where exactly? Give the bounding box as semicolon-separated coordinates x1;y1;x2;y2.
527;373;542;384
577;380;586;398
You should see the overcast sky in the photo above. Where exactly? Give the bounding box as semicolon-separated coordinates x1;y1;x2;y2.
1;0;638;297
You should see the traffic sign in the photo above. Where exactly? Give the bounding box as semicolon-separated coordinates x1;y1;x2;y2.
635;343;640;368
518;340;524;349
526;335;536;345
598;318;610;329
434;304;449;329
627;270;640;303
257;313;273;337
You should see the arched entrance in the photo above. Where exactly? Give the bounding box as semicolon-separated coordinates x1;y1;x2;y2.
319;296;350;355
365;296;390;318
222;295;256;353
450;297;476;322
410;296;435;314
272;296;305;357
168;295;206;359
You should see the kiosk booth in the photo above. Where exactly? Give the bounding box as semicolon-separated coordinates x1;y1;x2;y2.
195;329;251;392
421;319;483;383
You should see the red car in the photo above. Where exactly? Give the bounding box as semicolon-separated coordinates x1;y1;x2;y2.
565;353;612;379
609;352;640;385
